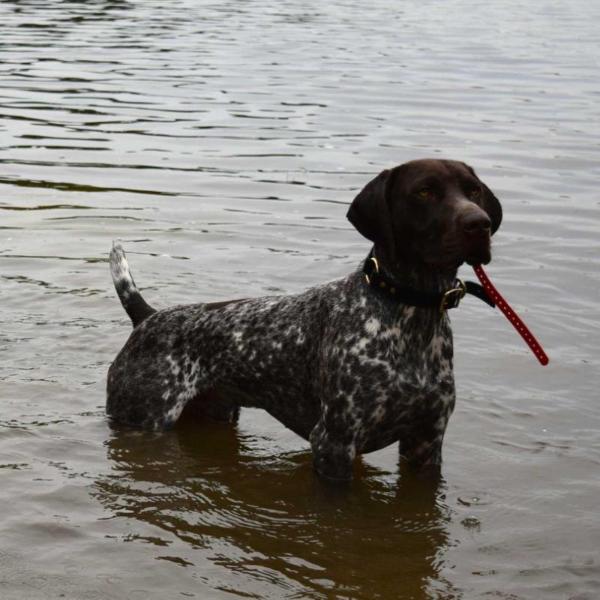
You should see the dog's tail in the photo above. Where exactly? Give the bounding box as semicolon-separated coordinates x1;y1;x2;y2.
109;243;156;327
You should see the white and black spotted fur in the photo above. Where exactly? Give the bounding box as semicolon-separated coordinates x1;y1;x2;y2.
107;159;502;481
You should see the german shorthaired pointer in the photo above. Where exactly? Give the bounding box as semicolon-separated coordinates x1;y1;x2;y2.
107;159;502;481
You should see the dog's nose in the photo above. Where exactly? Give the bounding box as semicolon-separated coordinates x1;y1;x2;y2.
463;211;491;235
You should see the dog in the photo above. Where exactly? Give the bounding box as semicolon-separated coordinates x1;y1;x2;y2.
106;159;502;481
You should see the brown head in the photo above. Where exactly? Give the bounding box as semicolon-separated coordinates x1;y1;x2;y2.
347;159;502;276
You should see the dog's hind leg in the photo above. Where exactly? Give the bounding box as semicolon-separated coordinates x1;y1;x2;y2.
178;387;240;425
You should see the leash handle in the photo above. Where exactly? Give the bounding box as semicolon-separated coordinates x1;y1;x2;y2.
473;265;549;366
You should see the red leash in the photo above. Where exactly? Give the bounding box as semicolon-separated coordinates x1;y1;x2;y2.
473;265;549;366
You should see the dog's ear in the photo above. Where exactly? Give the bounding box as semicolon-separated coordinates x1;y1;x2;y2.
464;164;503;235
347;168;398;261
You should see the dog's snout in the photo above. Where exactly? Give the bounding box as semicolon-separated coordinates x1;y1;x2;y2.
462;211;491;235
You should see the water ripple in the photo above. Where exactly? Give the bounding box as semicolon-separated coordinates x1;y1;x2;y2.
1;1;599;599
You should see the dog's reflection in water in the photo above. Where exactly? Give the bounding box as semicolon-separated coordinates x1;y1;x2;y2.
95;416;455;599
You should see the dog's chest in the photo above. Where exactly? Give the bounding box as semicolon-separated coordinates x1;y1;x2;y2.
326;302;455;449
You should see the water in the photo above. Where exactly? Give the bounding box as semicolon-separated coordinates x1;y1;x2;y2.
1;1;599;598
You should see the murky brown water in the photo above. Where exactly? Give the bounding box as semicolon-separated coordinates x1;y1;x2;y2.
1;1;599;598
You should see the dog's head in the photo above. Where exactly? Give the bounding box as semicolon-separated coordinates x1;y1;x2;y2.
347;159;502;272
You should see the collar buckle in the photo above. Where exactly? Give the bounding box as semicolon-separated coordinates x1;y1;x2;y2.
439;279;466;313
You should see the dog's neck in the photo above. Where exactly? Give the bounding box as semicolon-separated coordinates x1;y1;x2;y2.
364;248;455;346
371;247;458;294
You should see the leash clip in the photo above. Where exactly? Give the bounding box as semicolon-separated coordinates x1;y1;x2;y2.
439;279;466;313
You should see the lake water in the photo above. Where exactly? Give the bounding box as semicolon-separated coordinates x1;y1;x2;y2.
1;1;599;598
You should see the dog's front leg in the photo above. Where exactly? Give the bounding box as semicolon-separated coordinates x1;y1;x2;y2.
399;426;446;472
309;418;356;482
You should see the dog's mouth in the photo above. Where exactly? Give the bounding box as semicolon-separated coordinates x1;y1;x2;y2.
464;235;492;266
465;246;491;266
423;240;491;271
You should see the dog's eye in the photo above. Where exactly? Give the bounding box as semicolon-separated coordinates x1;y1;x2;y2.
468;187;482;200
417;188;435;200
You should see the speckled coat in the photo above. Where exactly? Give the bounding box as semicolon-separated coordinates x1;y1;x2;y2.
107;260;455;480
107;159;502;481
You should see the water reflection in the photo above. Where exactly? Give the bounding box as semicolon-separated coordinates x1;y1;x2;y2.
96;421;455;599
